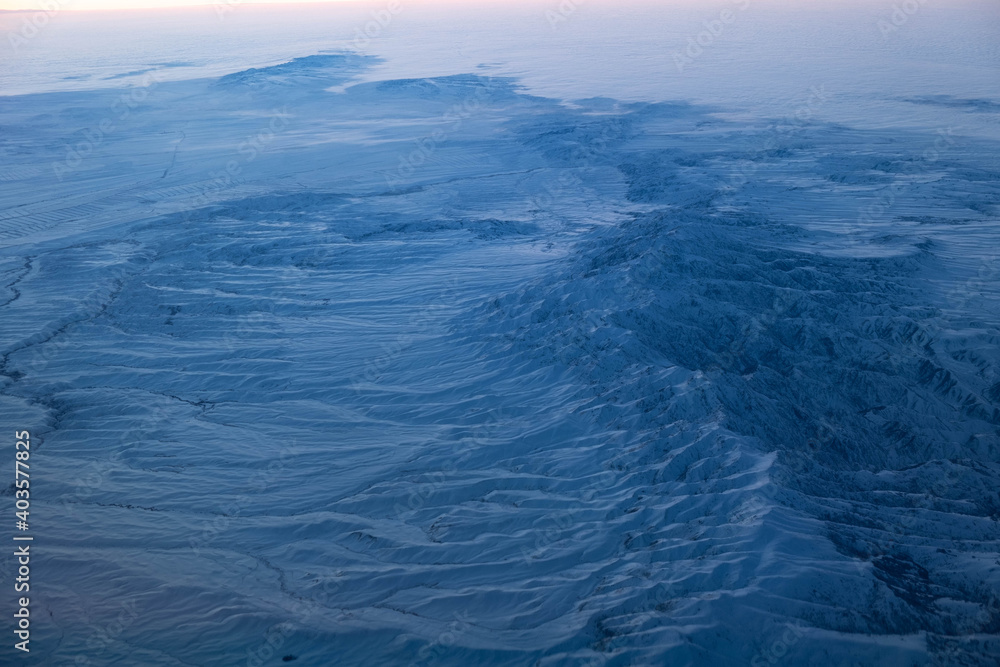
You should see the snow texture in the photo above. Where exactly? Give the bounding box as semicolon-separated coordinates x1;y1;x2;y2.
0;6;998;666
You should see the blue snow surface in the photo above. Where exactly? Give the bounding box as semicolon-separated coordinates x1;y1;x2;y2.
0;2;999;666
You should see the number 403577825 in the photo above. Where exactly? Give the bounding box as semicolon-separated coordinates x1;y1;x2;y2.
14;431;30;528
15;430;30;480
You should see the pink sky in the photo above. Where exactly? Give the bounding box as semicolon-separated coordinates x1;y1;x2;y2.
0;0;374;9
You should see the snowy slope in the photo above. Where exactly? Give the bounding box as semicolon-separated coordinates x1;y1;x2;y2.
0;40;998;667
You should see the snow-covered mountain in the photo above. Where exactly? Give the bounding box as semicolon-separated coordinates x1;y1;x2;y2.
0;4;998;665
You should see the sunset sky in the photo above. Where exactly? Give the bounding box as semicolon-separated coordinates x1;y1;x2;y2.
0;0;365;9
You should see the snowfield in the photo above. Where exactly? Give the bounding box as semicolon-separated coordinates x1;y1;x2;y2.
0;4;999;665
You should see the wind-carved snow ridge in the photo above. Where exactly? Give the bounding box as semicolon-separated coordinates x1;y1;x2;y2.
0;52;997;666
214;53;379;89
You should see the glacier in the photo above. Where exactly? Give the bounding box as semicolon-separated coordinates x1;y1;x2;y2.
0;2;999;665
